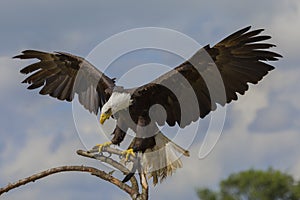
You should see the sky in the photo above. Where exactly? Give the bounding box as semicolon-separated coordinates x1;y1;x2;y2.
0;0;300;199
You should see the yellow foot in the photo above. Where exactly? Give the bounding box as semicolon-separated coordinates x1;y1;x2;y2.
96;141;112;152
122;148;136;161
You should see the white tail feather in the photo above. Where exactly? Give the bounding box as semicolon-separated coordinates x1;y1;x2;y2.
142;132;190;185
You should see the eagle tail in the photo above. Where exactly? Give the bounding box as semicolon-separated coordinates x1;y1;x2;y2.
142;132;190;186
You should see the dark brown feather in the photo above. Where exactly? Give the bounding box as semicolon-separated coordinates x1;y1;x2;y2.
130;26;281;128
15;50;115;114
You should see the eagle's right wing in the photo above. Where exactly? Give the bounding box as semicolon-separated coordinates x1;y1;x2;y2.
14;50;115;114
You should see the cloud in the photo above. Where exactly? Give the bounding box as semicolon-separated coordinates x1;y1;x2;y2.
0;57;22;93
248;67;300;133
149;98;300;199
268;0;300;63
150;66;300;199
1;129;80;180
0;0;292;55
249;101;300;133
149;128;300;200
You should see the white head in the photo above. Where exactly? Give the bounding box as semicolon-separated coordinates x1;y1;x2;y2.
100;92;132;124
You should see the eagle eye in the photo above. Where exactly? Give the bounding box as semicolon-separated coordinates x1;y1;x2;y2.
105;108;112;114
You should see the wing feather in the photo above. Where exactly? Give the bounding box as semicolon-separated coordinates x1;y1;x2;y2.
15;50;115;114
131;26;282;128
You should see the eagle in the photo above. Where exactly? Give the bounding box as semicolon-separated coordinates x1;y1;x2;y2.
14;26;281;185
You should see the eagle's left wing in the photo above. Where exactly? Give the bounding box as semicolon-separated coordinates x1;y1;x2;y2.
130;26;282;128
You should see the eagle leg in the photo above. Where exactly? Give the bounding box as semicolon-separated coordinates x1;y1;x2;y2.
111;124;127;145
94;121;129;154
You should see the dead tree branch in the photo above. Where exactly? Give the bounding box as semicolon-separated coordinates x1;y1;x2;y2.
77;149;139;191
0;146;149;200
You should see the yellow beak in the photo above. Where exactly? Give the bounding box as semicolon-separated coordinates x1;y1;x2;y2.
100;113;111;124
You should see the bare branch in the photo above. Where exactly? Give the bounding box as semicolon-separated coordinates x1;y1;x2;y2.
87;145;135;162
77;149;139;191
78;148;149;200
0;146;149;200
0;165;137;197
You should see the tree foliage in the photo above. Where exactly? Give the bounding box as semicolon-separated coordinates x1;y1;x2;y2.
197;168;300;200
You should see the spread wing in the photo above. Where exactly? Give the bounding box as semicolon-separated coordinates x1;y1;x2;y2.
14;50;115;114
131;26;282;128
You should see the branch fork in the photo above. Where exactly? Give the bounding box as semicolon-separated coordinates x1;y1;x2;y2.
0;146;148;200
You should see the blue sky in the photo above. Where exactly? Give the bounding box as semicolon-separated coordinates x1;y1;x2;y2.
1;0;300;199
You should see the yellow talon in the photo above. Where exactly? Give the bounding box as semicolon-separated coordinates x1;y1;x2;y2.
122;148;136;161
96;141;112;152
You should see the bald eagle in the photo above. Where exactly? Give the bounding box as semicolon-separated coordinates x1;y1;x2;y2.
15;26;281;185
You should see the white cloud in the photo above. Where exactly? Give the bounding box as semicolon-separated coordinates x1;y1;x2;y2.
250;102;300;132
0;57;22;93
269;0;300;61
1;130;82;181
267;68;300;109
150;124;300;200
248;67;300;132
